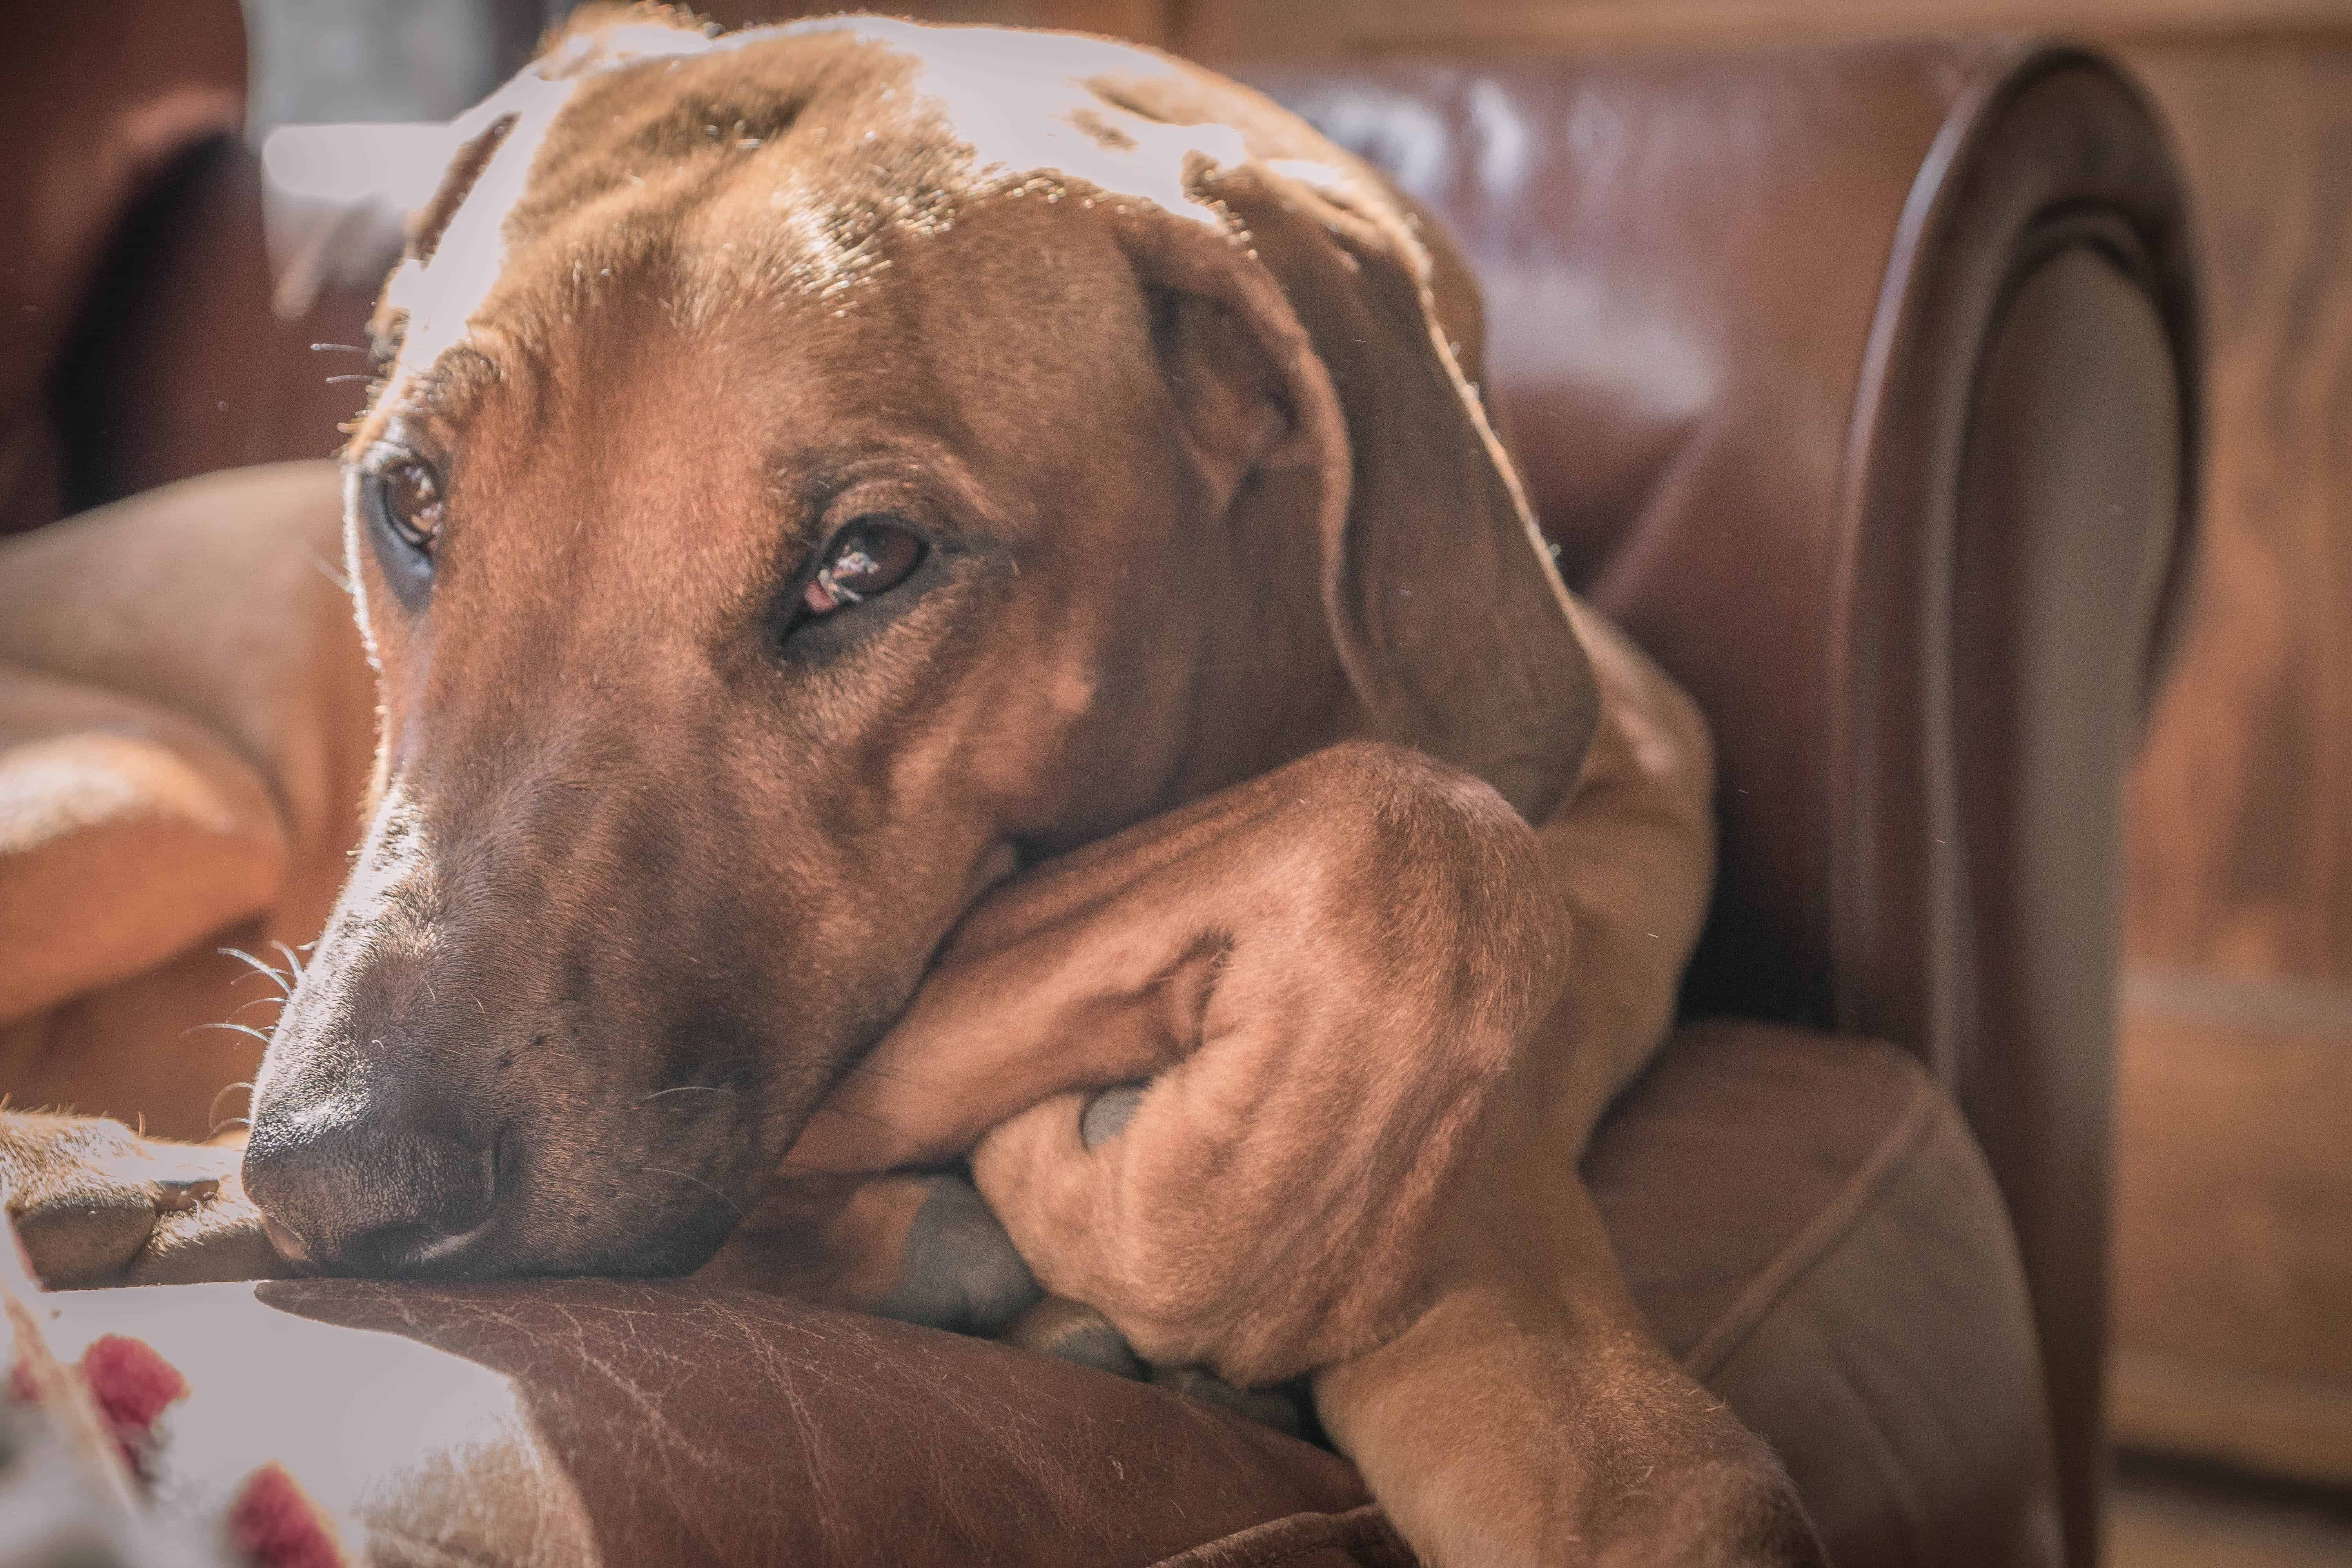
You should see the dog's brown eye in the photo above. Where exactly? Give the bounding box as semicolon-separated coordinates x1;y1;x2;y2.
373;459;444;554
802;519;925;617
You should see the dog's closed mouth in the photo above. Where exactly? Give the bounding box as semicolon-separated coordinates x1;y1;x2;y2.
258;1214;312;1271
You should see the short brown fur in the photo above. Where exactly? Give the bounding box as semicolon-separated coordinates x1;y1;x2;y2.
0;16;1820;1564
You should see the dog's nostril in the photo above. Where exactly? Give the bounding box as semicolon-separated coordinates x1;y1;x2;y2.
245;1114;502;1277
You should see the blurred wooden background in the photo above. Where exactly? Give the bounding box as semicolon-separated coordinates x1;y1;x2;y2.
2112;41;2352;1490
707;0;2352;1486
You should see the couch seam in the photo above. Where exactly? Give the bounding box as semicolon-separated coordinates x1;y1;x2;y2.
1681;1068;1944;1383
1142;1503;1406;1568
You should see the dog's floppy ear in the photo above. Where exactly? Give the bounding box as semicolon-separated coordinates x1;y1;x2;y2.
1093;100;1597;824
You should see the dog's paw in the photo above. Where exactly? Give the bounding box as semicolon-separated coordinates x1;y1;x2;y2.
873;1173;1044;1336
1078;1085;1145;1149
1;1112;188;1287
869;1154;1320;1446
1001;1296;1319;1441
1001;1296;1147;1380
1149;1363;1317;1440
0;1112;276;1288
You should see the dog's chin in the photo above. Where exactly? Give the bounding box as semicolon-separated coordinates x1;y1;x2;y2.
513;1178;757;1280
548;1213;743;1280
277;1191;748;1283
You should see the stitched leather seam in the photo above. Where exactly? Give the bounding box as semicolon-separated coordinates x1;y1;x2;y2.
1681;1068;1944;1383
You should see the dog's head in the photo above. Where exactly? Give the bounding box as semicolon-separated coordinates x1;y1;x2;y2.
245;14;1595;1276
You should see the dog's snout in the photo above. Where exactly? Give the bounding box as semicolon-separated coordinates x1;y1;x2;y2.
244;1102;499;1276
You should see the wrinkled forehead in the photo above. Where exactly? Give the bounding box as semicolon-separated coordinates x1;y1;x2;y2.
360;17;1248;439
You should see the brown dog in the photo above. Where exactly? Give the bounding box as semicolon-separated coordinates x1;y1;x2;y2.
0;14;1822;1564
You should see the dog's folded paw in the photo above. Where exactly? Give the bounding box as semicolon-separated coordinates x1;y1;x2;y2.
872;1173;1044;1337
1000;1295;1146;1380
1000;1296;1321;1442
0;1112;280;1289
1147;1363;1318;1441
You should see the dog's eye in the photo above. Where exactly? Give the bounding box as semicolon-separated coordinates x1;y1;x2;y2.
370;459;445;555
802;519;925;617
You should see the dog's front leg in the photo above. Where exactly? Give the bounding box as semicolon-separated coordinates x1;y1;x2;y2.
785;608;1820;1566
1316;610;1822;1567
1314;1173;1822;1568
786;737;1566;1385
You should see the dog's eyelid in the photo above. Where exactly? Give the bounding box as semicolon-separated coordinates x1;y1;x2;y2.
808;471;952;527
355;428;448;476
355;440;415;478
814;498;942;545
773;439;995;532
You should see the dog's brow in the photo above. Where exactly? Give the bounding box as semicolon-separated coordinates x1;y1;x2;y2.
415;346;506;416
361;343;517;449
766;442;996;535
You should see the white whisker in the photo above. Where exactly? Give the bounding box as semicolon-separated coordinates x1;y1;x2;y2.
644;1165;742;1218
269;939;310;985
189;1021;276;1045
635;1084;738;1107
219;947;293;996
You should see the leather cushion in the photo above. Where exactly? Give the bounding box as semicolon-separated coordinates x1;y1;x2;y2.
1595;1021;2063;1568
40;1277;1374;1566
38;1021;2049;1566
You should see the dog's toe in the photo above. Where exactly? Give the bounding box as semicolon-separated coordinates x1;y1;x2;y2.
1079;1085;1146;1149
1001;1296;1147;1380
1150;1364;1316;1439
0;1112;221;1288
873;1173;1043;1336
10;1188;159;1289
999;1299;1317;1445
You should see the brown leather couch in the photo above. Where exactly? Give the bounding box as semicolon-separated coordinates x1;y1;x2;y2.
2;7;2198;1566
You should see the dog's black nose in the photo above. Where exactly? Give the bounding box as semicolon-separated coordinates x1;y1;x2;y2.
243;1103;498;1276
